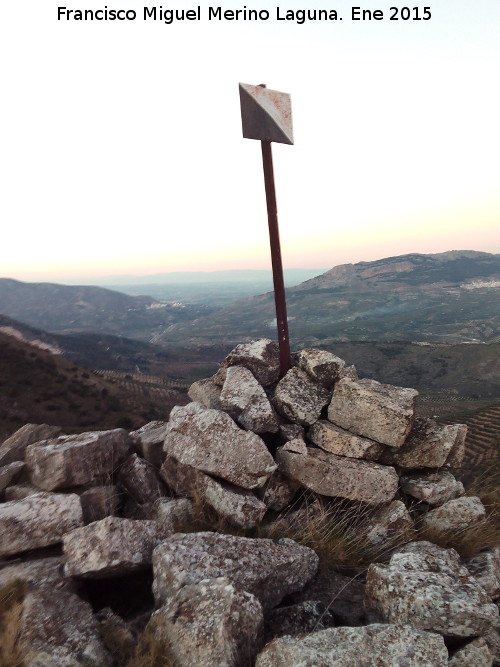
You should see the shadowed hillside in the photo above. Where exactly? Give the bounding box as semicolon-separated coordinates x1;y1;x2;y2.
0;331;185;440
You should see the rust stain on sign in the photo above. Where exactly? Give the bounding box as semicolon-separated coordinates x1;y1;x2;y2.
239;83;294;145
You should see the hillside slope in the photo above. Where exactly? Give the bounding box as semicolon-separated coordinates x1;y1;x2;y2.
0;279;217;340
162;250;500;346
0;331;181;440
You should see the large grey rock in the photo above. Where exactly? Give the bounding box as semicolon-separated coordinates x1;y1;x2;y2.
0;556;111;667
152;532;318;610
466;548;500;601
296;348;345;387
365;541;499;637
163;402;276;489
388;418;468;468
449;638;493;666
118;453;166;505
328;377;418;448
63;516;164;578
19;587;112;666
364;499;415;548
0;491;83;557
25;429;133;491
161;456;267;529
400;470;464;506
220;365;279;433
0;460;25;493
79;485;120;524
274;367;332;426
214;338;281;387
130;420;168;469
150;577;263;667
255;624;448;666
308;420;384;460
420;495;486;541
188;377;223;410
276;446;398;504
0;423;62;466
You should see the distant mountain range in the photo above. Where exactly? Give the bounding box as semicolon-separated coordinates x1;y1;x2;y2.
161;250;500;346
1;250;499;350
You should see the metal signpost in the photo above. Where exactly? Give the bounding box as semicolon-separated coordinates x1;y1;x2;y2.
239;82;294;377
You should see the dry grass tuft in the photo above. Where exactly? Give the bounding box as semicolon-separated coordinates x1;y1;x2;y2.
257;493;413;572
0;578;27;667
417;515;500;559
125;618;175;667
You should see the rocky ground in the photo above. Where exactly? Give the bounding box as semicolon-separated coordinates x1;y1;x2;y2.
0;340;499;666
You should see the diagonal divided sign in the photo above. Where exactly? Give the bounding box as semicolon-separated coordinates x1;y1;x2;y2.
239;83;294;376
239;83;294;145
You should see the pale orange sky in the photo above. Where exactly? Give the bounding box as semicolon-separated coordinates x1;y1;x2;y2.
1;0;499;283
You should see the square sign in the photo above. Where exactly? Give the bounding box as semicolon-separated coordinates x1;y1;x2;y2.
239;83;294;145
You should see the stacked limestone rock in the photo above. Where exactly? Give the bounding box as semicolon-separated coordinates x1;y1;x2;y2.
0;338;499;666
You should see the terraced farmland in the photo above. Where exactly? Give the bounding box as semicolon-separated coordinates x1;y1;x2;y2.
93;370;189;423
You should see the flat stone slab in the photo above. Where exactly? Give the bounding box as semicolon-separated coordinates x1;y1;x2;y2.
0;491;83;557
188;377;223;410
420;496;486;541
365;541;499;638
150;577;263;667
274;367;332;426
308;420;384;460
163;402;276;489
130;420;169;468
25;429;133;491
161;456;267;529
401;470;464;505
255;624;448;666
17;584;112;666
63;516;164;578
328;378;418;448
0;423;62;467
220;365;279;433
297;348;345;387
152;532;318;611
214;338;280;387
389;418;467;468
276;446;398;505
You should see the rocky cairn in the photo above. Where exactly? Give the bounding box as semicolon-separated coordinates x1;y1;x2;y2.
0;339;499;666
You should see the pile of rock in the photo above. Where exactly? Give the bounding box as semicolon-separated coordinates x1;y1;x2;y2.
0;339;499;666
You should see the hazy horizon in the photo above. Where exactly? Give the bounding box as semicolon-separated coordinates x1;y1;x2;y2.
2;0;499;283
2;247;499;285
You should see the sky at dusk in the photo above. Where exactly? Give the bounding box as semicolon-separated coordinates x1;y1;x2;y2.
1;0;499;283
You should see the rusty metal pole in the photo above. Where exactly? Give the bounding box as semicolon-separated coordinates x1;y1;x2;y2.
239;81;293;377
261;140;291;376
